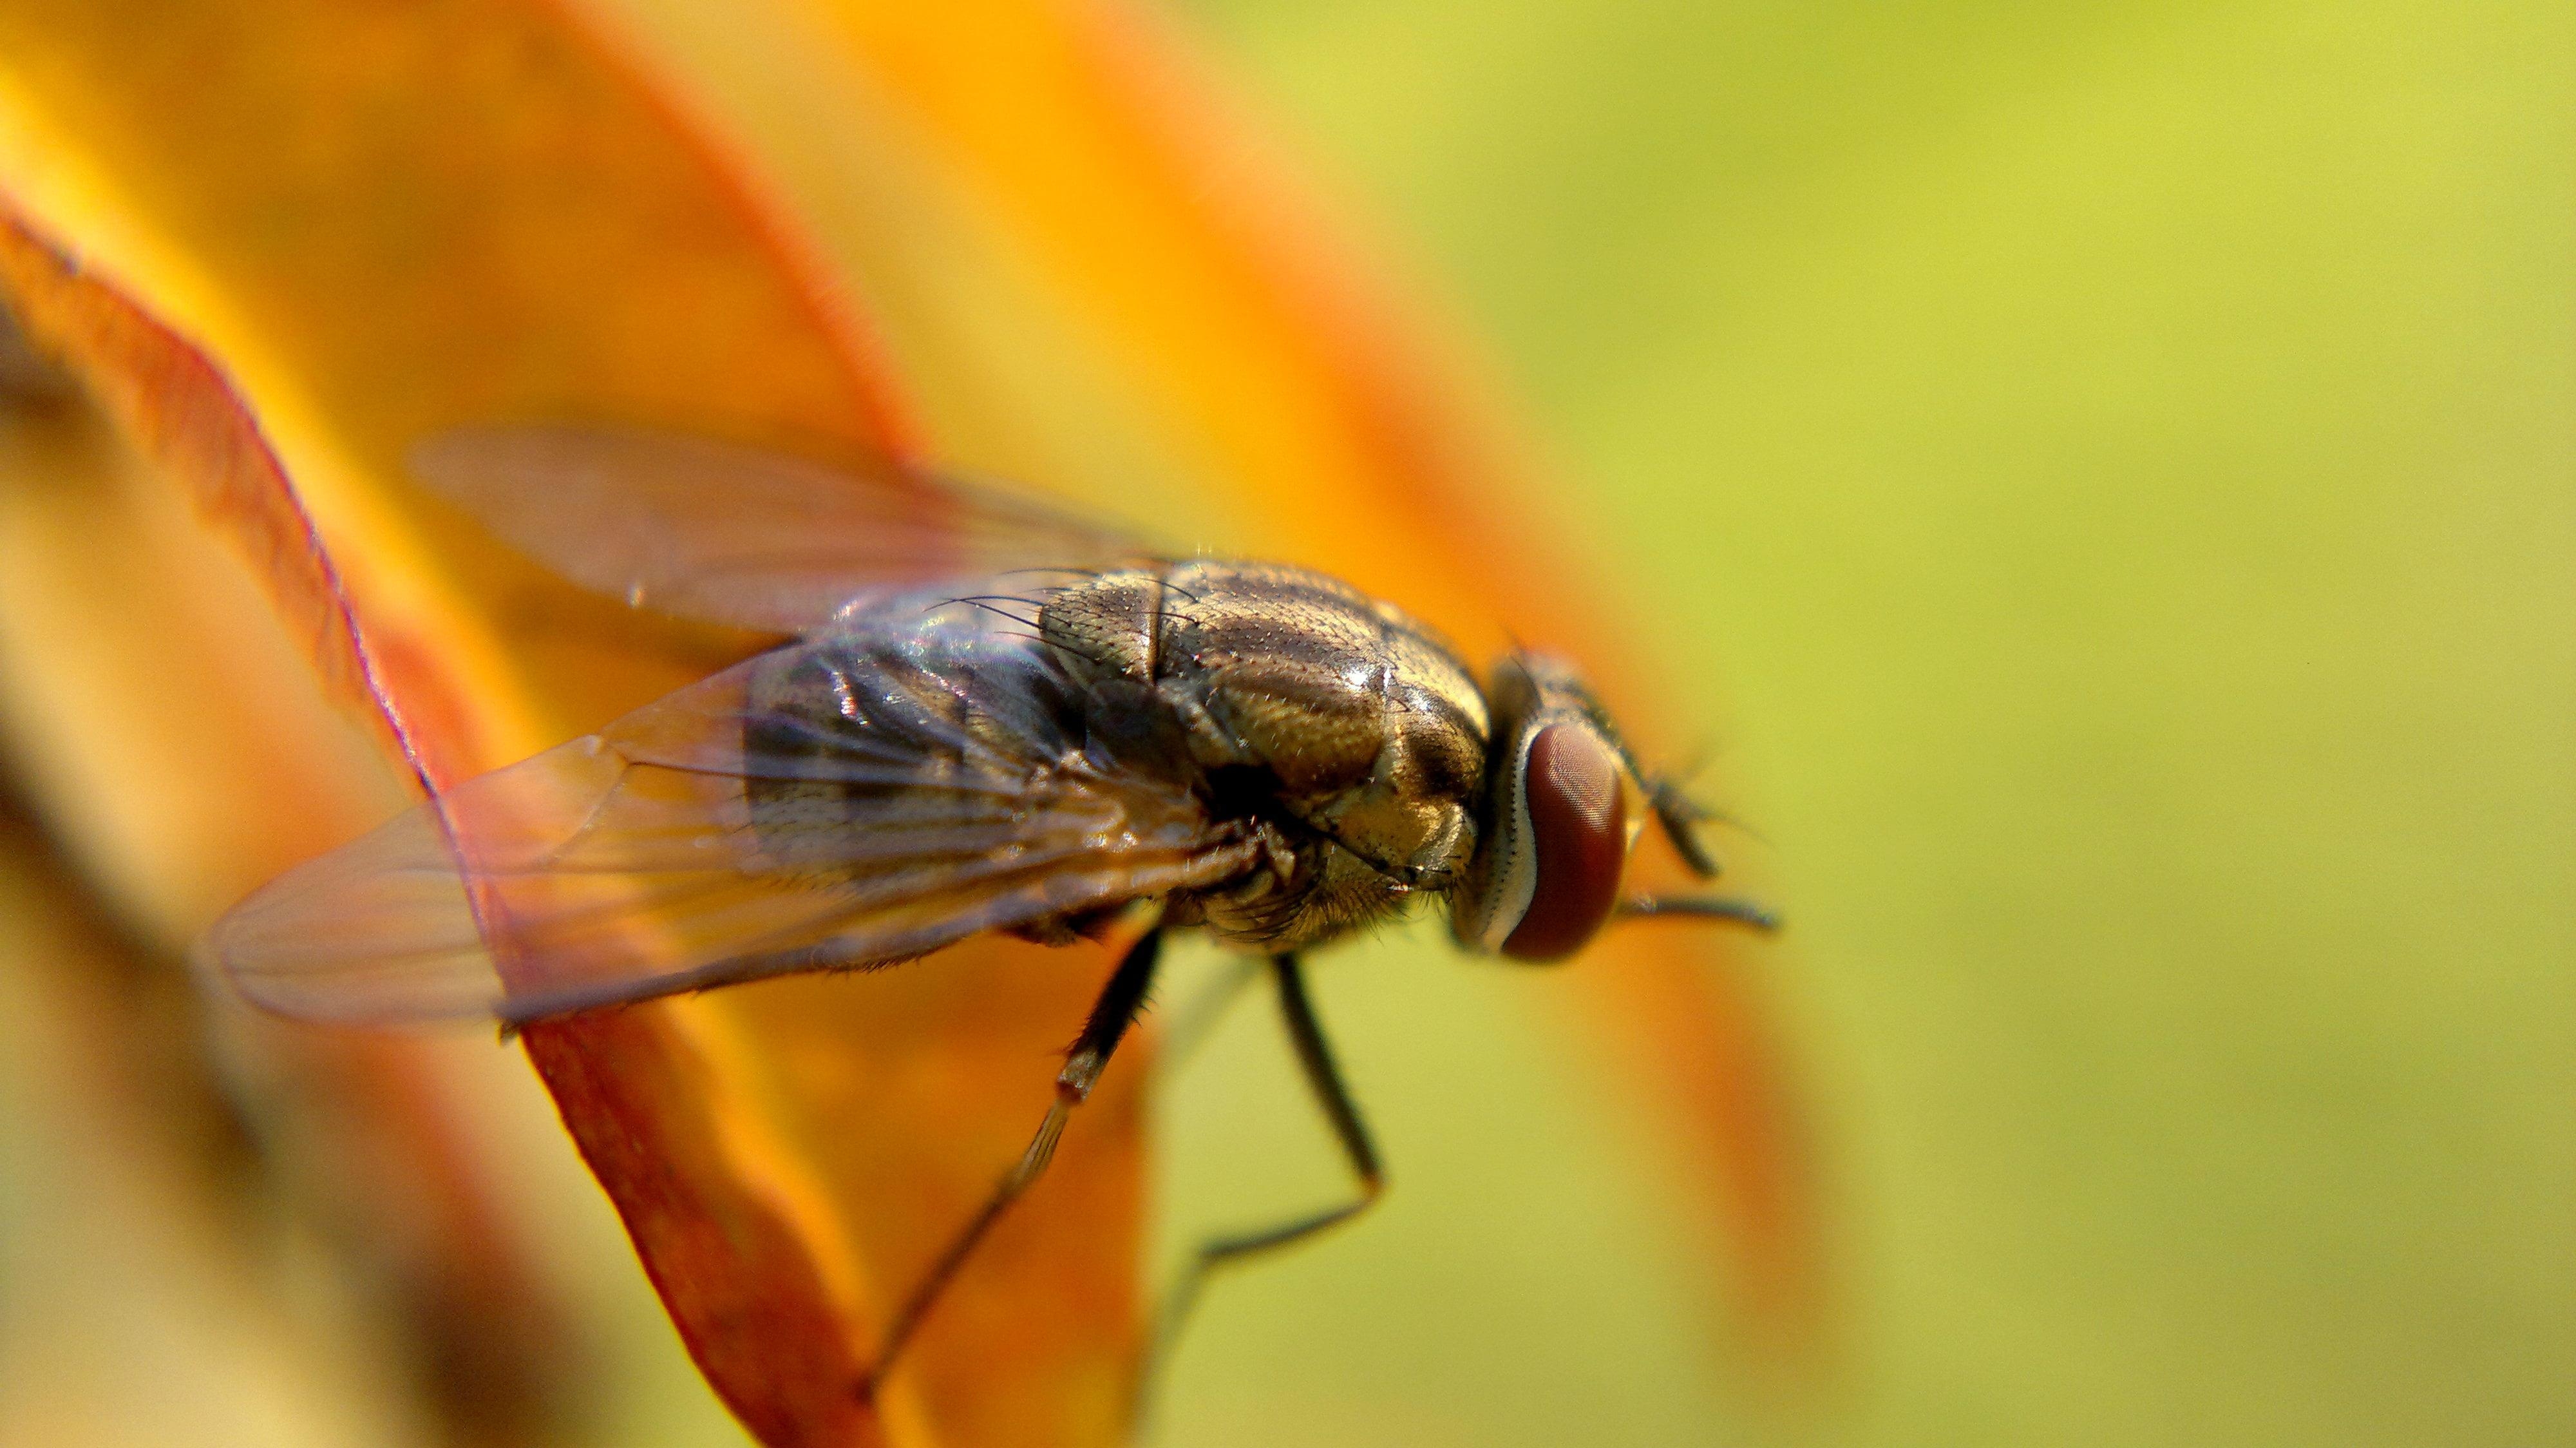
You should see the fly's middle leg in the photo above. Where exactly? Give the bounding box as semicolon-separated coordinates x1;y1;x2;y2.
855;924;1166;1402
1130;953;1384;1431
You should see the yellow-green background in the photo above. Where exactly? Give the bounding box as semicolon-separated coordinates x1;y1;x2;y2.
1148;1;2576;1443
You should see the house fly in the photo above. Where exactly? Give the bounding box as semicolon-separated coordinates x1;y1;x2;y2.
198;424;1777;1396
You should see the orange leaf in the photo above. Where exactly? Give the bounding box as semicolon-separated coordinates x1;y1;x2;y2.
0;243;589;1440
0;1;1150;1442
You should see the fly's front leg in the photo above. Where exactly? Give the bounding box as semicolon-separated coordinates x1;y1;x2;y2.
1643;774;1725;878
856;926;1165;1402
1134;955;1384;1424
1629;779;1782;934
1615;894;1782;933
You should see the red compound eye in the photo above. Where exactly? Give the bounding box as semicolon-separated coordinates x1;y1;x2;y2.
1501;722;1626;961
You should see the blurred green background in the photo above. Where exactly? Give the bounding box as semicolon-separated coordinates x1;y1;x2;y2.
1146;0;2576;1443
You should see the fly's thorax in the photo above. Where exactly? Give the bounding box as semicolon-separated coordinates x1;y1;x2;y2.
1036;567;1169;683
1041;561;1489;886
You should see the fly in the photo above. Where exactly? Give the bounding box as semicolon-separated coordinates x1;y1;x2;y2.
197;423;1778;1402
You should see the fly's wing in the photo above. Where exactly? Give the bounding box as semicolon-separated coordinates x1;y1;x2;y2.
412;425;1154;633
201;602;1247;1026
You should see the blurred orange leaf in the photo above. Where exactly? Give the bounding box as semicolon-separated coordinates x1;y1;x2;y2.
0;0;1148;1442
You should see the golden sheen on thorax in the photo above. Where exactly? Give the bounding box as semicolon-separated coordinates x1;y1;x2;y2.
1039;560;1489;953
195;425;1777;1405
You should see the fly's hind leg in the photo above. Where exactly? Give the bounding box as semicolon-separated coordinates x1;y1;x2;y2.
855;925;1166;1402
1132;954;1384;1427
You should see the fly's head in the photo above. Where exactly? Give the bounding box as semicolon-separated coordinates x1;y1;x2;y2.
1448;653;1719;961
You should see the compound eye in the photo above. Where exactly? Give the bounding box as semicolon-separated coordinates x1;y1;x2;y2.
1500;721;1627;961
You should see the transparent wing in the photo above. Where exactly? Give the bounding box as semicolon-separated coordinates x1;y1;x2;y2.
412;424;1155;633
201;601;1249;1025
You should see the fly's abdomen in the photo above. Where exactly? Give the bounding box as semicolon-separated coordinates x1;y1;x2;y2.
740;604;1086;890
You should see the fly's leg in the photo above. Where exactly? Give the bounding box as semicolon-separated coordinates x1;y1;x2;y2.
1615;894;1783;933
1643;775;1724;877
1132;955;1383;1428
855;926;1165;1402
1631;776;1781;932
